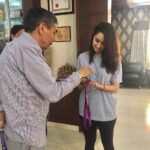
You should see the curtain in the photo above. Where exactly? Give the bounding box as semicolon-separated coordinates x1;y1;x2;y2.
130;21;150;69
146;30;150;68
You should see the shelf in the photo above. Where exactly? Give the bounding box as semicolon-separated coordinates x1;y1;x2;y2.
0;0;23;50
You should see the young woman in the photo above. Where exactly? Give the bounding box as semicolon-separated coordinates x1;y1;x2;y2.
77;22;122;150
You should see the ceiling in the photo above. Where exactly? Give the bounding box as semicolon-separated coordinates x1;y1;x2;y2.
112;0;150;8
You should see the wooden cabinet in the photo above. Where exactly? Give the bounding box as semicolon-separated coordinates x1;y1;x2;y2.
47;88;81;126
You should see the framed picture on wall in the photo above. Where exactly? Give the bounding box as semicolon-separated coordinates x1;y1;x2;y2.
55;26;71;42
48;0;74;15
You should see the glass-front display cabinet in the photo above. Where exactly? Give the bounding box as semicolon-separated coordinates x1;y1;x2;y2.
0;0;23;53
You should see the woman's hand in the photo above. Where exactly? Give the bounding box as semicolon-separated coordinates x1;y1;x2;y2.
81;77;89;83
88;81;97;87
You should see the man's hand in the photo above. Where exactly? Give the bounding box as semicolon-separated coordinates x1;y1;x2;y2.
77;67;93;78
0;112;5;128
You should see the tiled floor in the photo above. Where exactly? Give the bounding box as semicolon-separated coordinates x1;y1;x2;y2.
45;88;150;150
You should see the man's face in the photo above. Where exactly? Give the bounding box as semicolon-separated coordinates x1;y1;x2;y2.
39;23;58;50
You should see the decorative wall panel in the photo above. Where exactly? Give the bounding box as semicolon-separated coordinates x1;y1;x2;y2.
112;6;150;61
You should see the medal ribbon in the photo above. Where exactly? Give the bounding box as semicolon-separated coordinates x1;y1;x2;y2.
83;81;91;129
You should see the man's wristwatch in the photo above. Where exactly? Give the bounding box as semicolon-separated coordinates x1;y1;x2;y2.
73;72;82;79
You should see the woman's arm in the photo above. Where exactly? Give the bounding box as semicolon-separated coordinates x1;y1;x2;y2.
88;81;120;93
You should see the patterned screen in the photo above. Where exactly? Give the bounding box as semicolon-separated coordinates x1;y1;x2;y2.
112;6;150;61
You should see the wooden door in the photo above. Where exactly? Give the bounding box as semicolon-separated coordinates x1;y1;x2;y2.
23;0;41;17
76;0;108;55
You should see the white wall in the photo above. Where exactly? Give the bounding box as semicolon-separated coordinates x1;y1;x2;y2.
48;15;77;75
41;0;77;75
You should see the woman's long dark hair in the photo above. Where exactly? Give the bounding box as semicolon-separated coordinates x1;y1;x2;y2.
89;22;118;74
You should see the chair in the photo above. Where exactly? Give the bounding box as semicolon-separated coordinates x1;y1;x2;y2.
122;62;146;88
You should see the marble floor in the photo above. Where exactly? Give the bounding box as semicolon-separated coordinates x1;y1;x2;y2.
45;88;150;150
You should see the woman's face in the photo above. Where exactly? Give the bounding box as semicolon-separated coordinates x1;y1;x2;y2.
92;32;104;54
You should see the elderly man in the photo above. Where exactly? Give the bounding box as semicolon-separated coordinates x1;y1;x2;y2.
0;7;92;150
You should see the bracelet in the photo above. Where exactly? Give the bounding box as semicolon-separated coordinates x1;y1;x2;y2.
103;84;105;90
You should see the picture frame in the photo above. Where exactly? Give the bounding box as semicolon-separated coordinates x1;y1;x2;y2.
48;0;74;15
55;26;71;42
